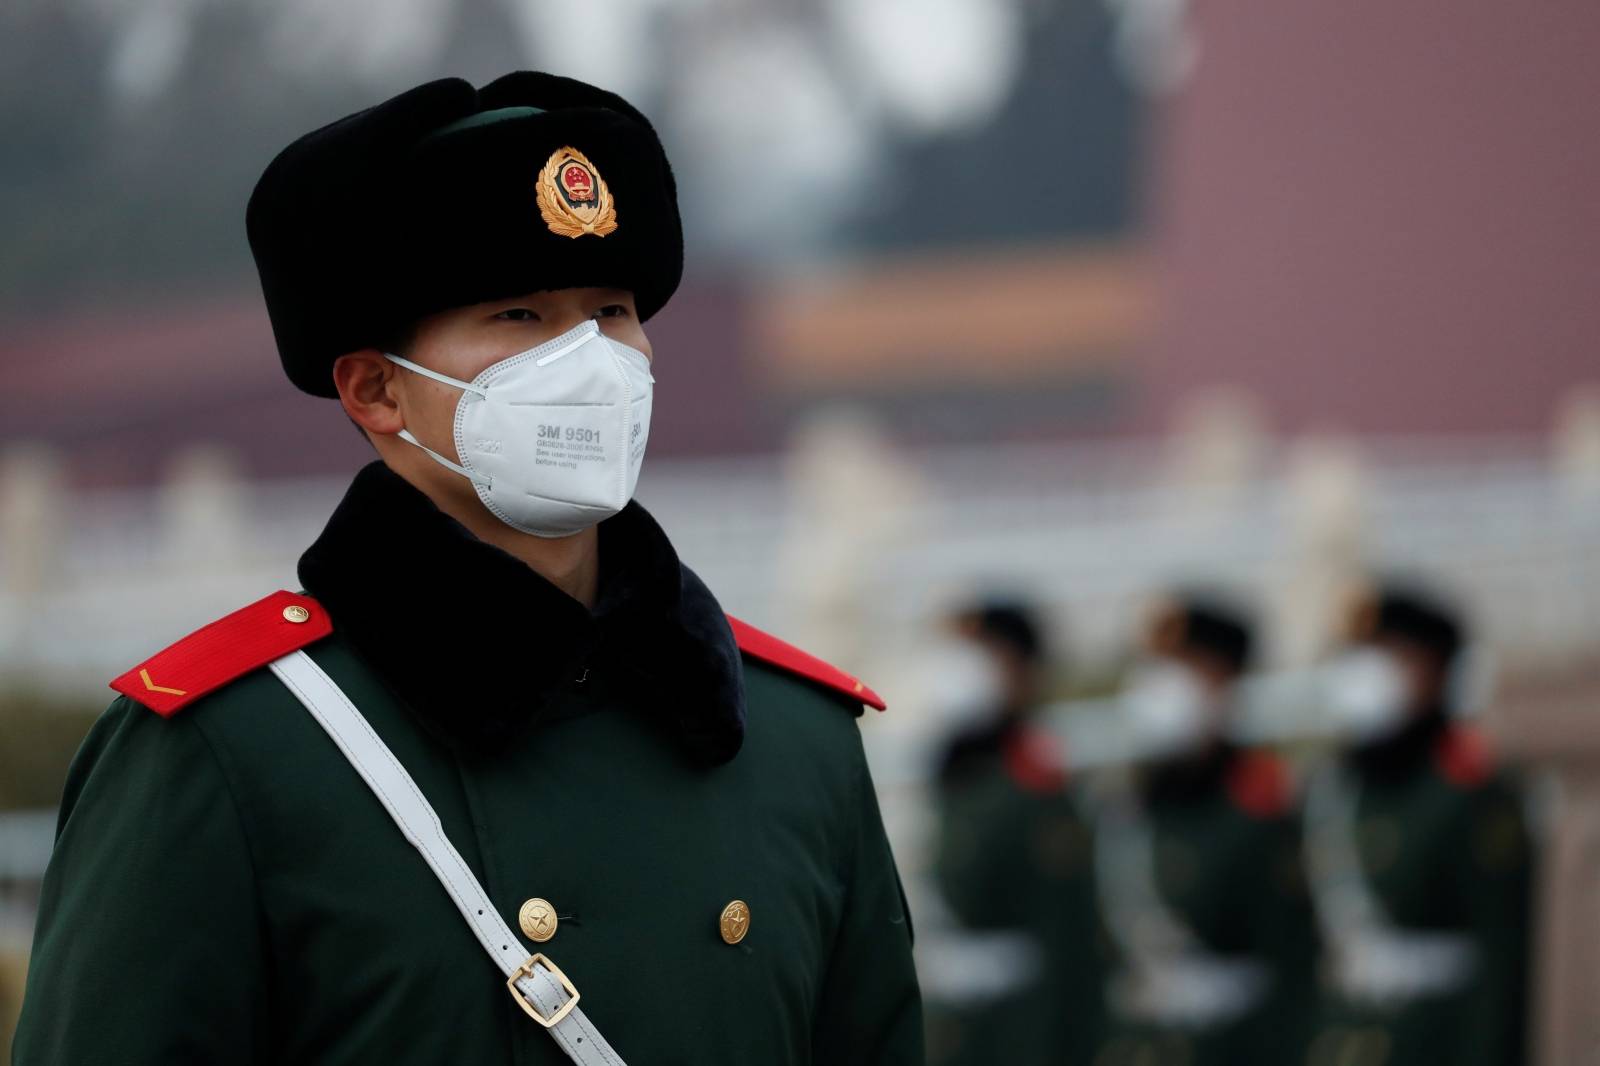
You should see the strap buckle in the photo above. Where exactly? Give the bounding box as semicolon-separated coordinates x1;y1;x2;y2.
506;953;581;1029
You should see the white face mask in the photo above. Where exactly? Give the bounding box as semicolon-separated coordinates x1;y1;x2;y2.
1121;660;1214;759
386;320;654;538
1323;647;1411;743
922;639;1005;732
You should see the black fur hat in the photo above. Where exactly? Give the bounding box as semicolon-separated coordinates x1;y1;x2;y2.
1345;582;1465;666
1143;593;1255;674
247;72;682;397
952;599;1046;664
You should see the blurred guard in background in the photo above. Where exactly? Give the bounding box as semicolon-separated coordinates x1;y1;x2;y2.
1307;585;1532;1066
926;600;1104;1066
1092;594;1317;1066
934;600;1051;790
12;74;921;1065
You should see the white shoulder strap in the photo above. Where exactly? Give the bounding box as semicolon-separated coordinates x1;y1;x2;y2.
268;649;627;1066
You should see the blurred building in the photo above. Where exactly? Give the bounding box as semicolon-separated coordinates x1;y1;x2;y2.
1143;0;1600;440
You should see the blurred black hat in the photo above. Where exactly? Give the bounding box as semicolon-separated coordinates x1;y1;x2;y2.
1142;592;1255;674
951;599;1045;664
1343;581;1465;665
247;72;682;397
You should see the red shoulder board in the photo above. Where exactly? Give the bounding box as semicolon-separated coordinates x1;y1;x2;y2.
726;615;886;711
110;590;332;717
1003;726;1068;795
1434;725;1494;790
1226;750;1294;819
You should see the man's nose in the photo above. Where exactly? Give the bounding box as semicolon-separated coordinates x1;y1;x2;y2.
547;311;590;336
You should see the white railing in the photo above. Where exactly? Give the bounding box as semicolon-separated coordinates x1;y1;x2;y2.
3;434;1597;698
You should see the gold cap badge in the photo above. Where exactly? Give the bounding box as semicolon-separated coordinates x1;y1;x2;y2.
537;146;618;239
719;899;750;945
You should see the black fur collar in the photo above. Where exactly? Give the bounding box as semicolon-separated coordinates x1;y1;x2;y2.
1347;704;1449;785
1142;739;1236;809
298;461;745;765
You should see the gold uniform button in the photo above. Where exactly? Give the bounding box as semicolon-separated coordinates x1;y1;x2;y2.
519;897;558;943
719;899;750;945
282;604;311;624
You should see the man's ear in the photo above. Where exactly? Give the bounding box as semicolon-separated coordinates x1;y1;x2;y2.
332;350;405;436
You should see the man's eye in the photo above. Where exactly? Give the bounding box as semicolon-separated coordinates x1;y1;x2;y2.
593;304;629;320
495;308;539;321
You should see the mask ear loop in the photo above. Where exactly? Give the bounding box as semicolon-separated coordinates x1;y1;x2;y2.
385;354;489;398
395;428;491;487
385;354;492;487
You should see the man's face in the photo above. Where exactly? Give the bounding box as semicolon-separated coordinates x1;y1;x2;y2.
350;285;652;528
1173;646;1238;703
972;637;1037;713
1374;634;1447;716
401;285;651;377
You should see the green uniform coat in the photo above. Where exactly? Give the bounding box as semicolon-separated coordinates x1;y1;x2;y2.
1092;744;1319;1066
927;722;1104;1066
1306;713;1531;1066
13;462;923;1065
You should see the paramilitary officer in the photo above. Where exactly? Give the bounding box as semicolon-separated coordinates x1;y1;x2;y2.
1306;584;1531;1066
1091;595;1317;1066
13;73;923;1065
924;601;1104;1066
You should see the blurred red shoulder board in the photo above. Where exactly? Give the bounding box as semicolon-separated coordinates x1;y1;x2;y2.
1434;724;1494;789
726;615;886;711
110;590;333;717
1003;727;1068;794
1226;750;1294;819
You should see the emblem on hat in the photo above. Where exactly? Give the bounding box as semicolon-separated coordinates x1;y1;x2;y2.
537;146;618;238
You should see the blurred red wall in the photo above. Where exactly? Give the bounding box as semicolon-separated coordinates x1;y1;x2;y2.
1142;0;1600;436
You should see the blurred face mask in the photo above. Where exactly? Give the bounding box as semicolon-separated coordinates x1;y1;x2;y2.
1323;647;1411;743
1121;660;1214;758
386;320;654;538
923;639;1005;731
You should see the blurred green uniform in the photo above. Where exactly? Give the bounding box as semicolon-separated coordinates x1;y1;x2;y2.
1092;743;1318;1066
1305;712;1532;1066
927;722;1104;1066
